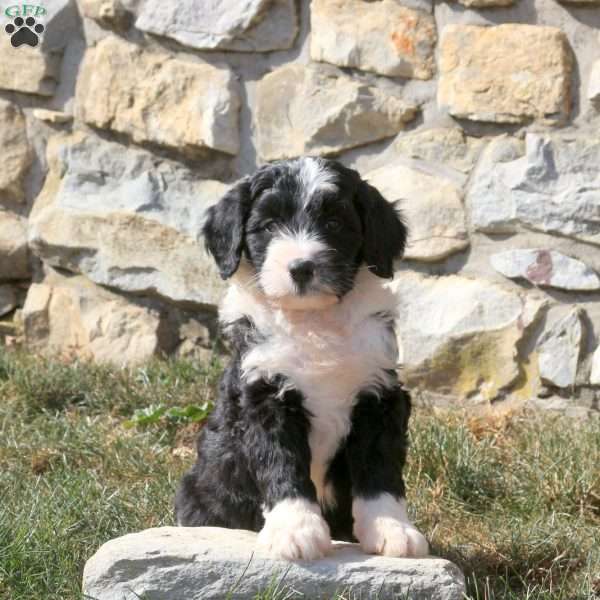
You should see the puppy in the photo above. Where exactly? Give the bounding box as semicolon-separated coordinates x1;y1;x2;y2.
175;157;428;560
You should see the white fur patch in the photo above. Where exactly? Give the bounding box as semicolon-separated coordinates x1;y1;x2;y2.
352;493;429;558
296;157;338;202
221;267;399;512
259;230;332;303
257;498;332;560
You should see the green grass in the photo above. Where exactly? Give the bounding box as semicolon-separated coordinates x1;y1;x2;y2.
0;348;598;600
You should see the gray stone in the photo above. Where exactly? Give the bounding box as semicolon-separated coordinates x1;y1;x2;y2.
310;0;436;80
256;64;417;161
588;60;600;103
537;308;583;389
0;210;29;281
491;249;600;292
365;162;469;262
0;99;30;203
589;345;600;385
0;285;17;317
38;0;81;51
391;272;546;403
469;134;600;245
76;36;241;157
466;135;524;234
83;526;465;600
28;133;228;308
136;0;298;52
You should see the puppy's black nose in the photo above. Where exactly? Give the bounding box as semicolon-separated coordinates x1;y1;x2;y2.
288;259;315;286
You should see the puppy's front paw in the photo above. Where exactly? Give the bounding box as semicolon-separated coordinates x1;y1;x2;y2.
355;517;429;558
257;498;332;560
353;493;429;558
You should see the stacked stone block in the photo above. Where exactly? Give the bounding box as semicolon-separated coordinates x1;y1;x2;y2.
2;0;600;414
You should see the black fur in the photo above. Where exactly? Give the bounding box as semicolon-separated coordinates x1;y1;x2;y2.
202;160;407;289
202;177;252;279
176;158;414;548
175;318;412;542
355;180;407;279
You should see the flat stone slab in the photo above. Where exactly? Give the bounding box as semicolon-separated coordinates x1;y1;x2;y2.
83;527;465;600
491;249;600;291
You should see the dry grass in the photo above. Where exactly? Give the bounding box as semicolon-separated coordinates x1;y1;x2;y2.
0;348;598;599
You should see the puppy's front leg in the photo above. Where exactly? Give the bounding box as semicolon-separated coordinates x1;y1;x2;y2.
346;387;429;558
244;382;331;560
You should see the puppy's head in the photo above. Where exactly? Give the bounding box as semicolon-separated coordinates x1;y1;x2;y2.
203;157;407;310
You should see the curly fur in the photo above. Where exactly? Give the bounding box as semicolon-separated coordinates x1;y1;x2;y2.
175;157;428;559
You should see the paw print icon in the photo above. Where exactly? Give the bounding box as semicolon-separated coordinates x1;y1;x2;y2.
5;16;44;48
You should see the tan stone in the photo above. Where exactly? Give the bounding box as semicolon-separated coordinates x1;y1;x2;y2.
310;0;436;80
0;210;29;280
32;109;73;124
76;36;241;156
32;210;226;302
391;128;486;174
0;35;61;96
0;99;30;202
256;64;417;161
29;133;227;307
366;162;469;262
392;272;547;404
438;25;572;125
22;270;163;365
176;317;214;361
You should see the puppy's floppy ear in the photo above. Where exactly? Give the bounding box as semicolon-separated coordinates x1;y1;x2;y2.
355;179;408;279
203;177;252;280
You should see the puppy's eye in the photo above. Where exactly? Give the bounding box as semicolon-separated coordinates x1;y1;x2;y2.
264;221;278;233
325;218;342;232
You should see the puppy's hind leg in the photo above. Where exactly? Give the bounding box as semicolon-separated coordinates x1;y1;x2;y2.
174;469;212;527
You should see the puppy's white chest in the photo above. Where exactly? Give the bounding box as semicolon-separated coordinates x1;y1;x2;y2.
223;270;399;508
243;312;397;508
305;392;353;509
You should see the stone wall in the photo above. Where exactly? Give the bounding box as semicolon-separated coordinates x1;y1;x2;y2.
2;0;600;414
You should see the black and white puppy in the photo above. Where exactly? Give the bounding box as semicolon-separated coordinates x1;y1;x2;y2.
175;157;428;560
